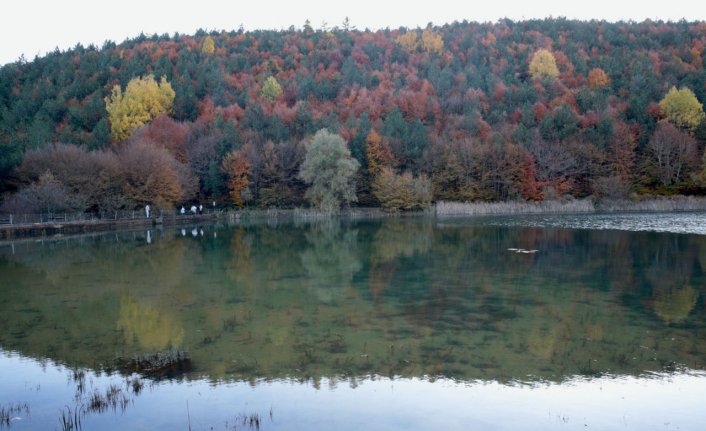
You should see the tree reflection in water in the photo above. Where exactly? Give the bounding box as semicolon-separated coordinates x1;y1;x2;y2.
0;217;705;384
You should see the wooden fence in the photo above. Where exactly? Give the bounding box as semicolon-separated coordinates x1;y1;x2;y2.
0;209;220;226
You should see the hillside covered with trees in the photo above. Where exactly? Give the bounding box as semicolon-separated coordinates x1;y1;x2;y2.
1;18;706;212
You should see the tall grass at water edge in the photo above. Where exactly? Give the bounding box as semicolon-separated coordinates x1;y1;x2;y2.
435;196;706;216
435;200;595;216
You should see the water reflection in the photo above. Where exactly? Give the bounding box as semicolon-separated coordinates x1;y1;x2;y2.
117;294;184;350
2;349;705;431
0;216;705;385
653;285;699;323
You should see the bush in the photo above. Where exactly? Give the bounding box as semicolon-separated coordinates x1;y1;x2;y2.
372;167;432;212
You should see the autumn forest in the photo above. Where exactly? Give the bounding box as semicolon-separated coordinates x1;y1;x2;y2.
1;18;706;212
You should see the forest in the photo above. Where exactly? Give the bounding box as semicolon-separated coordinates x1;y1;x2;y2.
1;18;706;212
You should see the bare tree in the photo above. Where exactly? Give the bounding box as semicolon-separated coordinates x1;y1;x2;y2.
646;122;698;187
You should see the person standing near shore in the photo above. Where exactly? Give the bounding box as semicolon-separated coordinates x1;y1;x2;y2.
145;204;151;218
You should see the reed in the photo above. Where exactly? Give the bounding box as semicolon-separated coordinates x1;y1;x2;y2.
436;196;706;216
226;413;264;431
435;200;595;216
59;405;82;431
596;196;706;212
0;403;29;427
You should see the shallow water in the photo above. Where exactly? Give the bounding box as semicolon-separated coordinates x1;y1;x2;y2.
1;213;705;429
466;211;706;235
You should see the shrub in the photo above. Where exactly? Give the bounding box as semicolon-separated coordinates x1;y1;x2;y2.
372;167;432;212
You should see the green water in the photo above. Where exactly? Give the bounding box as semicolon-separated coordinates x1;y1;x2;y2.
1;215;706;430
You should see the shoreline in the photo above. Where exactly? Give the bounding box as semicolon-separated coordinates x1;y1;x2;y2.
0;213;217;240
2;196;706;241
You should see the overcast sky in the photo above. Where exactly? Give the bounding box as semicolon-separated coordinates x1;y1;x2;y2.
2;0;706;65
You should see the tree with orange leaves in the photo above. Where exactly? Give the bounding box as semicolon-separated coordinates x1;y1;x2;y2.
365;129;395;178
587;68;610;89
222;150;252;207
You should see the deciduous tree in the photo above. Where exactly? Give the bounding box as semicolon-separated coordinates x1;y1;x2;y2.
372;167;432;211
1;170;76;213
222;150;251;207
105;75;176;142
658;86;705;132
646;122;698;187
117;139;196;208
587;68;610;89
261;76;283;103
298;129;359;213
396;32;418;53
421;29;444;54
202;35;215;55
529;49;559;80
365;129;395;178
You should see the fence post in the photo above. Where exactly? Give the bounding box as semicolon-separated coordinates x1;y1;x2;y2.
9;214;12;225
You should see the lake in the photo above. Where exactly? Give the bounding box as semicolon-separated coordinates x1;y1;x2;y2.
1;213;705;430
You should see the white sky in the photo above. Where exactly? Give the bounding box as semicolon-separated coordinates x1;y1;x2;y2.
2;0;706;65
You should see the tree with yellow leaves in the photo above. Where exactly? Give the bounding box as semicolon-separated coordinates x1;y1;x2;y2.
529;49;559;80
261;76;283;102
659;86;705;132
104;75;175;142
421;29;444;54
396;31;418;53
202;35;215;54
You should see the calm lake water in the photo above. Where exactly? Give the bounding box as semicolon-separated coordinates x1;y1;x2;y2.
1;213;706;430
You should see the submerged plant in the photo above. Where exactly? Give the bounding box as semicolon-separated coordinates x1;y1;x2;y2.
59;405;82;431
0;403;29;428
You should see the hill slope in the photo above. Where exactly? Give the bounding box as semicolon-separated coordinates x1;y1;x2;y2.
1;19;706;211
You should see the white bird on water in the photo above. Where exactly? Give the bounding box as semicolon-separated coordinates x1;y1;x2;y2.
508;248;538;253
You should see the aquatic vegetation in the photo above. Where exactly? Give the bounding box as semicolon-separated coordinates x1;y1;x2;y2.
117;294;185;350
0;403;29;428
